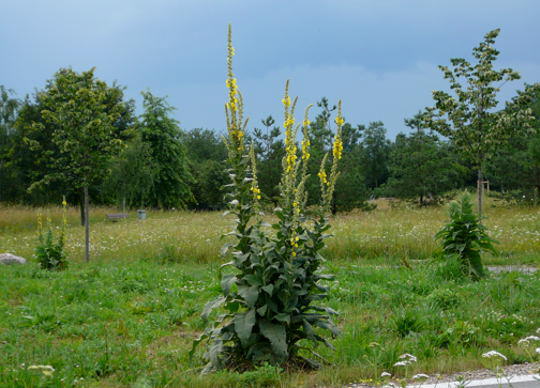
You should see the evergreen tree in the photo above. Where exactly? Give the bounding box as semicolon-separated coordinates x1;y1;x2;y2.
359;121;390;190
0;86;20;202
384;126;464;205
252;116;285;203
183;128;228;210
139;91;194;209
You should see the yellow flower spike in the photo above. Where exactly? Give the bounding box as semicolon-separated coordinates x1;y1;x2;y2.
333;137;343;160
334;116;345;127
282;96;291;107
318;170;328;185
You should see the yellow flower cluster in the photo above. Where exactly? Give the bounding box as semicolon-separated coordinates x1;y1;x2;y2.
302;119;310;128
301;139;311;160
284;108;297;173
230;129;244;143
332;101;344;160
226;26;244;152
226;78;238;113
251;185;261;200
290;235;300;256
332;137;343;160
318;170;328;185
284;117;295;128
281;96;291;107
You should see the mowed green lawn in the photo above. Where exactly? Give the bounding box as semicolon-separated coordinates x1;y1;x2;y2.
1;201;539;387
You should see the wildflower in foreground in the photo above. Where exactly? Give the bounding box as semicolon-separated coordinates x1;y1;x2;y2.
380;371;392;377
399;353;418;362
393;361;410;367
536;347;540;354
412;374;430;380
518;335;540;345
482;350;507;361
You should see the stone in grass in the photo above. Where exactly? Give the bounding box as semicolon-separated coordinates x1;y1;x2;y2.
0;253;27;265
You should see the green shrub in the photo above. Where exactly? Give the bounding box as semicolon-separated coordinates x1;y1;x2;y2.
435;320;481;348
392;310;425;337
435;194;497;279
35;200;68;270
192;26;342;371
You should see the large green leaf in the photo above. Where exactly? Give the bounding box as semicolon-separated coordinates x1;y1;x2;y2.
201;296;226;320
221;274;237;295
238;285;259;307
234;309;256;345
259;320;287;358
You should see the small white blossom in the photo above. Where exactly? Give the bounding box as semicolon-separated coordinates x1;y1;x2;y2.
518;335;540;345
536;347;540;354
381;371;392;377
399;353;418;362
482;350;507;361
393;360;410;367
412;373;430;380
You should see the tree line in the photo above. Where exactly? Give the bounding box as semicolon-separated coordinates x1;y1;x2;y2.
1;30;539;216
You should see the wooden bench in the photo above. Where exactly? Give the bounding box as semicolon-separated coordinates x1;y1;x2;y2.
106;213;128;222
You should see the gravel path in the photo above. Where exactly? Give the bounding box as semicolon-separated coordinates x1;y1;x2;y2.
341;362;540;387
487;266;538;274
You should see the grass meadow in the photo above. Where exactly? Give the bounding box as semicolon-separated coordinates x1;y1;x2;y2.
1;198;540;387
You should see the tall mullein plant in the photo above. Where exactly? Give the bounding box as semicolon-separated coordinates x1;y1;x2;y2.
192;26;342;372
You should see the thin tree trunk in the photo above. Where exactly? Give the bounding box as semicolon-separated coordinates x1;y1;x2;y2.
477;169;484;219
80;189;85;226
84;186;90;262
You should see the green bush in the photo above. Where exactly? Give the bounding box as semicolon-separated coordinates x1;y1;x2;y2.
435;194;497;279
35;202;68;270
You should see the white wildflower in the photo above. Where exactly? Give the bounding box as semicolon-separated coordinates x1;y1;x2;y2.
393;360;410;367
412;373;430;380
381;371;392;377
399;353;417;362
536;347;540;354
482;350;507;361
518;335;540;345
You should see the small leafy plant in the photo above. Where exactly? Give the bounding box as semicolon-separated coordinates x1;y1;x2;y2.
192;26;343;372
436;194;496;279
35;198;68;270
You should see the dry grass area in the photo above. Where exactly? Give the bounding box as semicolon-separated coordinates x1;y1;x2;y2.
2;197;539;265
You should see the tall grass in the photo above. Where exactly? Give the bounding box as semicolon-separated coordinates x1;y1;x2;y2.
1;199;539;265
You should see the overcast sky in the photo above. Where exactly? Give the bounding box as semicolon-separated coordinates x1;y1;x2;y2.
1;0;538;137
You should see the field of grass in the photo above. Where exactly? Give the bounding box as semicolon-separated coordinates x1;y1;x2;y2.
1;199;540;387
1;197;540;266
